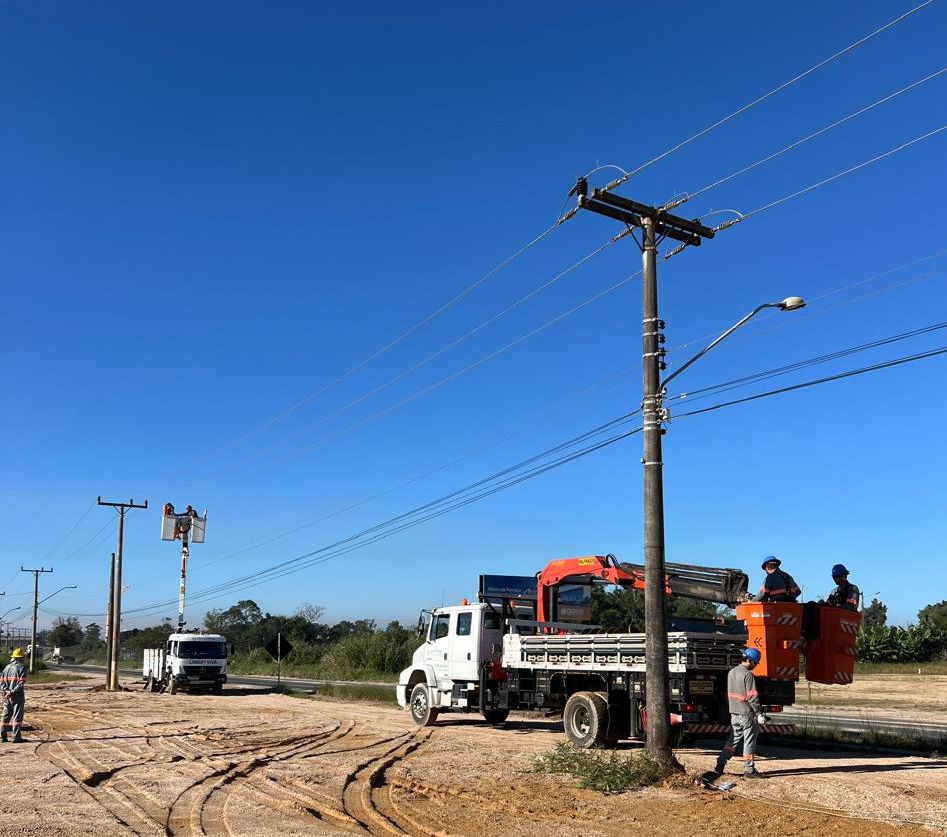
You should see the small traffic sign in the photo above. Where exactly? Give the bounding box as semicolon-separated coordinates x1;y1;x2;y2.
264;633;293;662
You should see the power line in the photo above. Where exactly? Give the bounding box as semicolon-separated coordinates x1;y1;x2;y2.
714;123;947;230
129;366;639;588
38;501;97;562
600;0;936;193
664;65;947;211
239;228;631;463
676;344;947;421
121;333;947;618
172;218;566;485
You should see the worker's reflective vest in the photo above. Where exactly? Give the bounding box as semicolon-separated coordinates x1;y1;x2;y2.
0;663;26;700
827;581;860;611
726;664;762;716
757;569;801;602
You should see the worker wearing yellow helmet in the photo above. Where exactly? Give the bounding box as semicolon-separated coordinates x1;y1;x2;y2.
1;648;28;742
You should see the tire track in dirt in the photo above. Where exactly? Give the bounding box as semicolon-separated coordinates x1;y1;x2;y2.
168;725;364;835
339;729;433;836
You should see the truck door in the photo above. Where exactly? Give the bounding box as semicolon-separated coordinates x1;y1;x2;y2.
447;609;479;682
427;612;452;684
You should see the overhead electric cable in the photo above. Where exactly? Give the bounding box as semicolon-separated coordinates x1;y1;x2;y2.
664;66;947;210
119;336;947;618
676;344;947;420
714;123;947;231
39;501;97;562
242;229;632;461
601;0;935;192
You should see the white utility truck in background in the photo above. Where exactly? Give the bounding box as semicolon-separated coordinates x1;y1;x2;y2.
143;632;229;695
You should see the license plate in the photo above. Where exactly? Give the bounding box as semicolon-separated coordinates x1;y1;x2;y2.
688;680;714;695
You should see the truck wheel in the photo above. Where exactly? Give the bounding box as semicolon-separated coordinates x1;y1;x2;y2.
409;683;439;726
563;691;608;748
482;708;509;725
168;676;178;695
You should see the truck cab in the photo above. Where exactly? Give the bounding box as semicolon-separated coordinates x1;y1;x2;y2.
143;632;229;694
397;603;507;725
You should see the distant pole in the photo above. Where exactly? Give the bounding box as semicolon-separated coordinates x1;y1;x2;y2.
277;633;282;688
21;567;53;675
105;552;115;687
98;497;148;691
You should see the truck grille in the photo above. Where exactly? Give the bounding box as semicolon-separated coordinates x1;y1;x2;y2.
184;665;221;677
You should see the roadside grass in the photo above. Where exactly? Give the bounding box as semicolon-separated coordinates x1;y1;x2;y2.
531;743;675;793
855;661;947;676
28;672;88;685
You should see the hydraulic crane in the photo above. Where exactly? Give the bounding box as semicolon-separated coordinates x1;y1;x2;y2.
535;554;749;624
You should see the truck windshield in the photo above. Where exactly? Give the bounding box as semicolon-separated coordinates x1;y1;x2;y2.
178;641;226;658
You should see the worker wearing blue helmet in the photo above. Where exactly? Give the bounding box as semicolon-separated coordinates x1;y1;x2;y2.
755;556;801;603
710;647;768;780
826;564;860;611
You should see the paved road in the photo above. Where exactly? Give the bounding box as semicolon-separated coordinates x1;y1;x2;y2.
55;663;396;692
781;708;947;742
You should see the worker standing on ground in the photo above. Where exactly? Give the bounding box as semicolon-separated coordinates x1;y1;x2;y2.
754;556;801;602
0;648;28;743
712;648;767;780
826;564;860;611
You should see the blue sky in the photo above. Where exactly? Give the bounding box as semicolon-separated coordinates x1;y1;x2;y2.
2;1;945;633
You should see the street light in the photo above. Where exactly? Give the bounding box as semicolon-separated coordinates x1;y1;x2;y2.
641;294;805;757
0;607;22;652
662;297;807;390
37;586;78;607
29;586;77;674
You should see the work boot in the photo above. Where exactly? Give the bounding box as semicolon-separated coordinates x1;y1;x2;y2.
743;769;765;779
0;737;7;743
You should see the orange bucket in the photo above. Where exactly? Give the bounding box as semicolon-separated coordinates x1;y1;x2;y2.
735;602;802;680
803;605;860;685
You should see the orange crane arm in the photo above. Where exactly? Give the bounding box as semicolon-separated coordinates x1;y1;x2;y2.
535;555;670;623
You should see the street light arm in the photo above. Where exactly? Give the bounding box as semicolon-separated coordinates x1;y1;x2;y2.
661;297;806;390
37;586;77;607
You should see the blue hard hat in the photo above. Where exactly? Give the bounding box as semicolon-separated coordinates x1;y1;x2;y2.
742;648;762;665
831;564;849;578
761;555;781;570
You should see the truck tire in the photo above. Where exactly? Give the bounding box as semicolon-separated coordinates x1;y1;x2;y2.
409;683;439;727
563;691;608;748
482;708;509;725
168;676;178;695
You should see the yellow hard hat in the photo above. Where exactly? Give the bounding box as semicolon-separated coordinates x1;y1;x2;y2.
10;648;24;660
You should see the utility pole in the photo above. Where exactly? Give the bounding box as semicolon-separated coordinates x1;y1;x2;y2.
98;497;148;691
105;552;115;682
21;567;53;674
576;180;715;763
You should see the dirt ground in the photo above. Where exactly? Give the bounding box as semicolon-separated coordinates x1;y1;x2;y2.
2;675;945;837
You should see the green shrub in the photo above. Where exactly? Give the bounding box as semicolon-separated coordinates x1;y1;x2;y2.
531;743;674;793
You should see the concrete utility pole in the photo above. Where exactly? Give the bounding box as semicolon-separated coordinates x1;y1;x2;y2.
98;497;148;691
105;552;115;681
575;180;715;763
21;567;53;674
